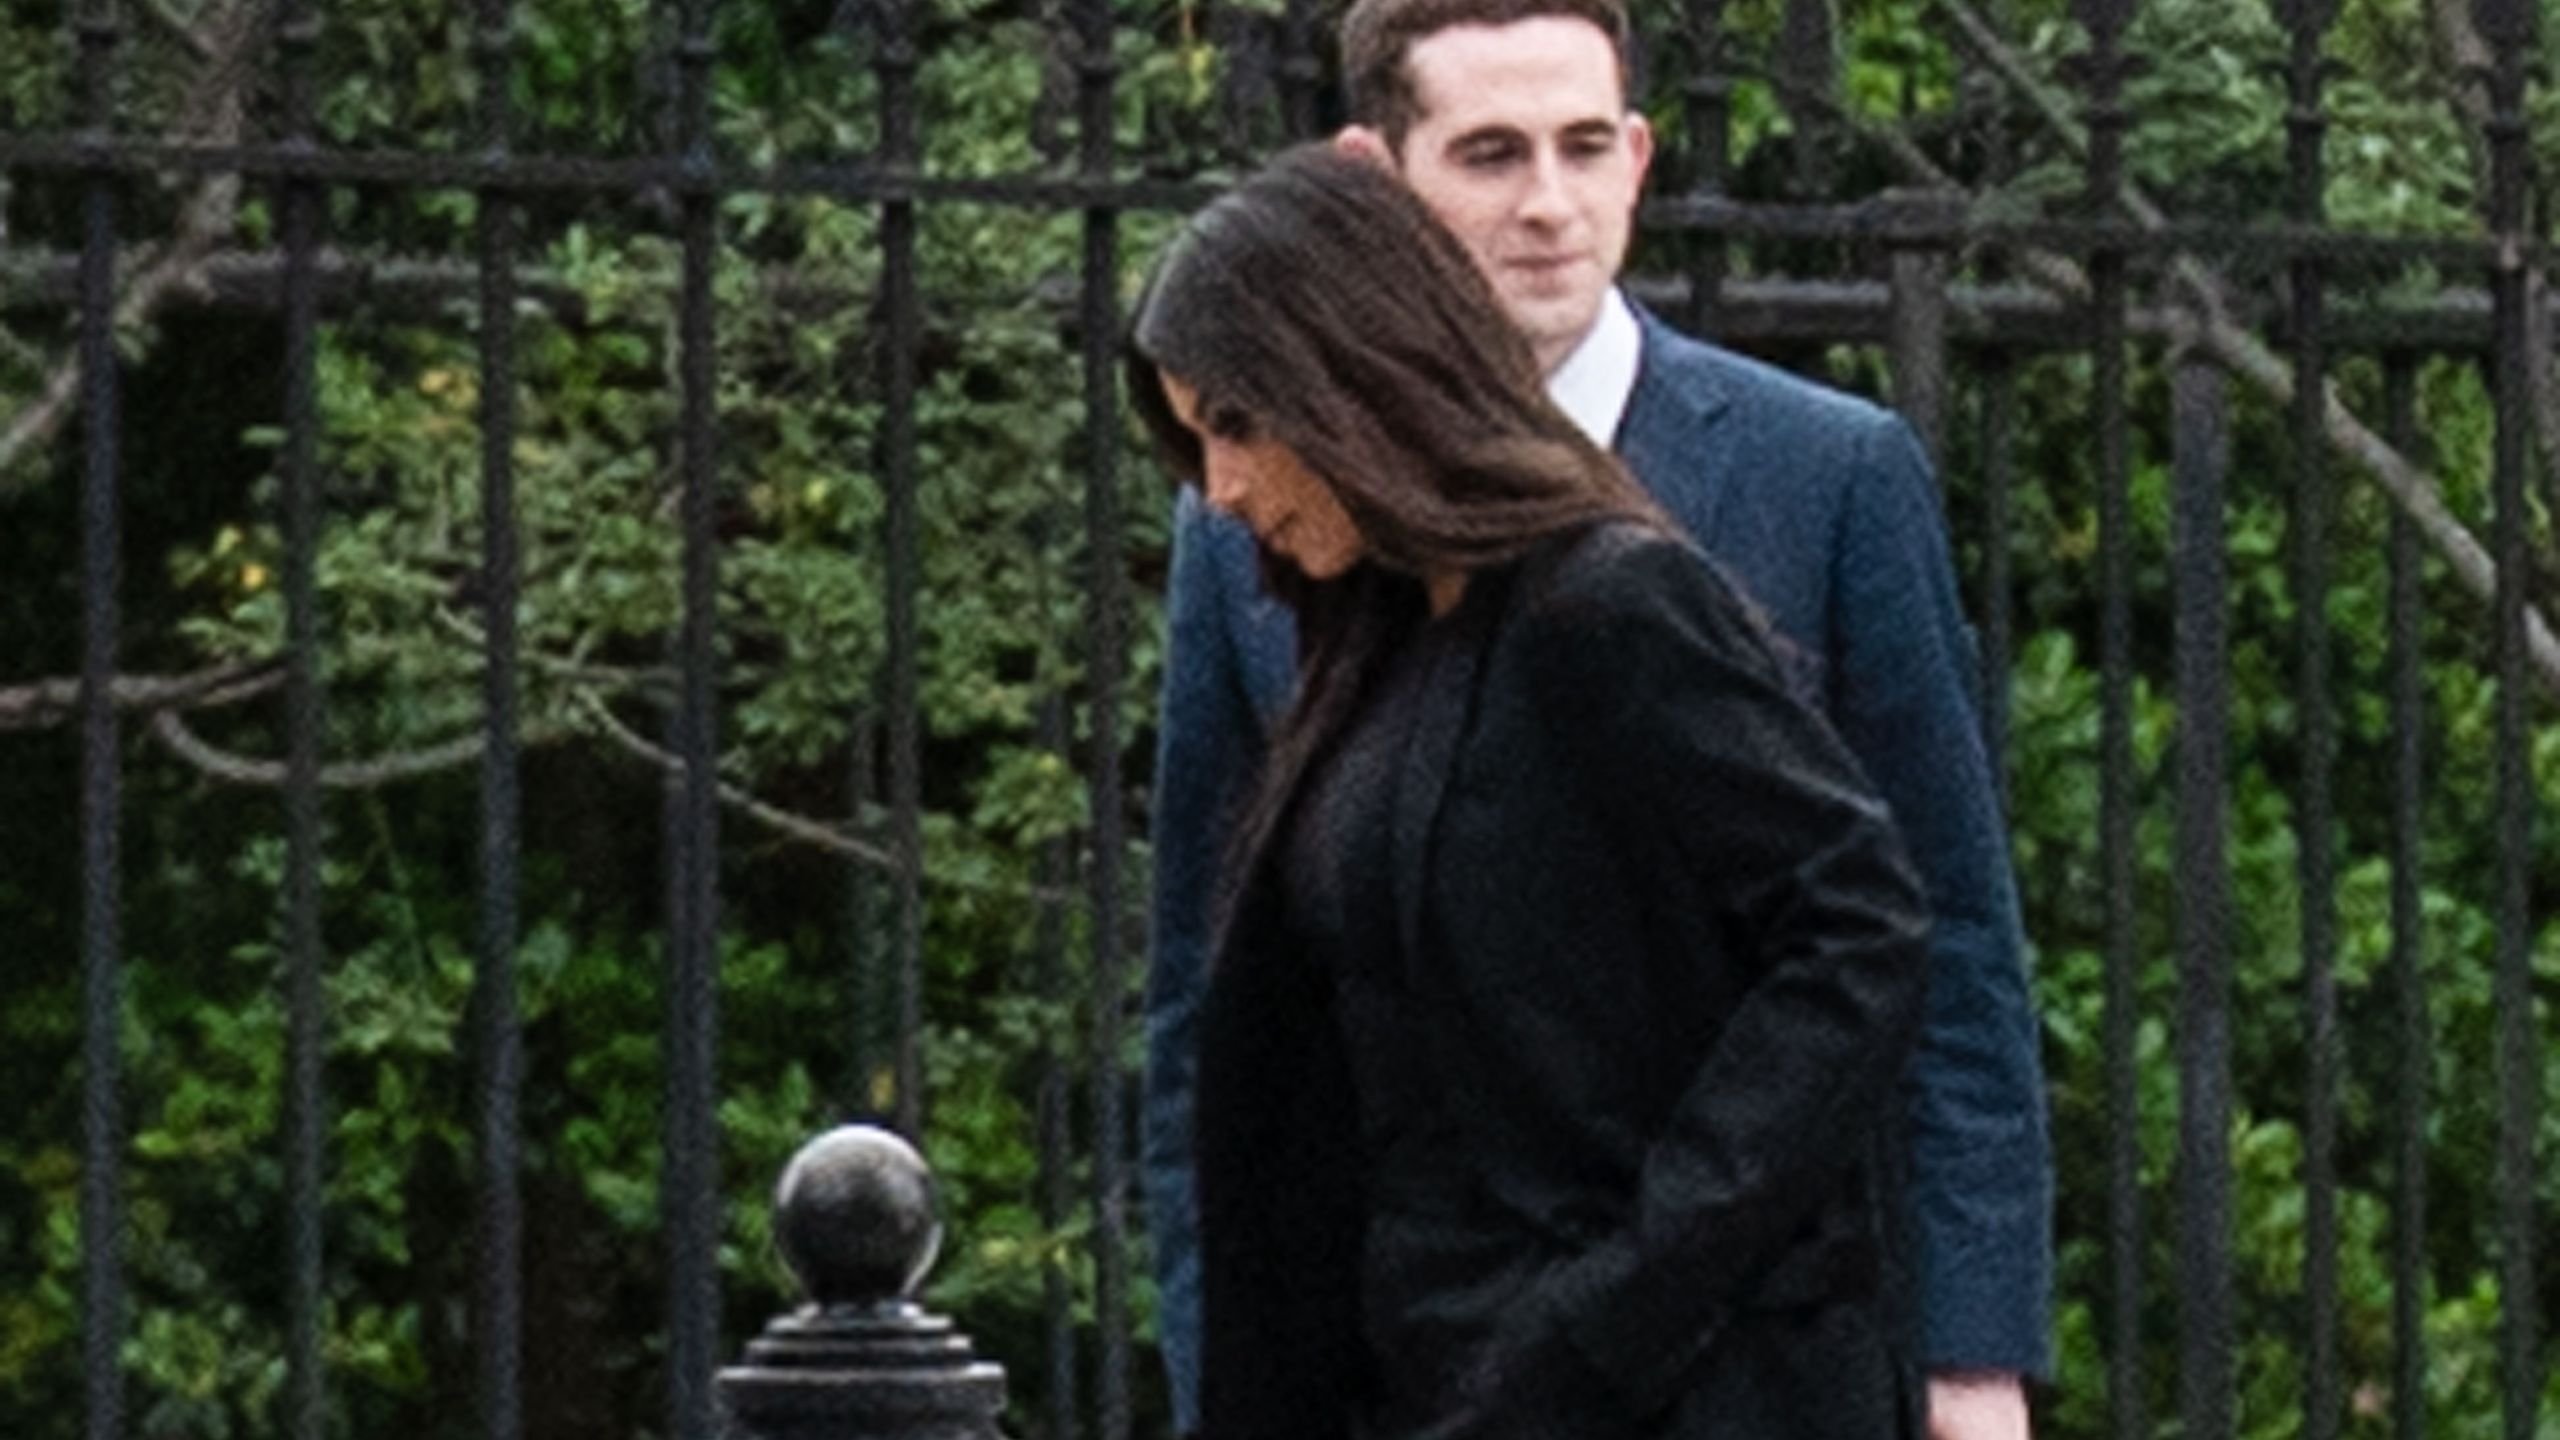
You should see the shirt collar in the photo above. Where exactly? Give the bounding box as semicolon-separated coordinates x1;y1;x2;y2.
1542;287;1642;447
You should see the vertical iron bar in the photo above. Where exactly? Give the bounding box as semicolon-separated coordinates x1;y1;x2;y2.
664;0;723;1433
2382;356;2428;1440
1033;178;1080;1429
1279;0;1320;139
1777;0;1836;197
74;5;126;1440
1976;353;2016;806
471;1;526;1437
1035;693;1080;1440
2474;4;2539;1434
1074;0;1130;1433
1885;196;1952;467
2097;221;2141;1440
844;714;888;1111
274;0;329;1434
875;0;926;1141
2071;5;2141;1437
1680;0;1729;336
2170;353;2234;1440
2276;8;2340;1439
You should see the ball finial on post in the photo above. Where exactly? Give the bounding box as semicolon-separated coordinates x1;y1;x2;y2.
719;1124;1007;1440
773;1125;943;1310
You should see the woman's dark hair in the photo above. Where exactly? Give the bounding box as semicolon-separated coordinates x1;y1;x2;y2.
1128;145;1660;589
1125;144;1670;899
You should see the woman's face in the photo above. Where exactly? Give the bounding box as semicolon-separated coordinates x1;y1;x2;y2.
1159;372;1366;580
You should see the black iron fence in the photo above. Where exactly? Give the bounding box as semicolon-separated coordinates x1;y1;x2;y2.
0;1;2553;1439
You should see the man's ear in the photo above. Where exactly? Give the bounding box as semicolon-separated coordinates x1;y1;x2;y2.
1624;112;1655;189
1334;125;1396;170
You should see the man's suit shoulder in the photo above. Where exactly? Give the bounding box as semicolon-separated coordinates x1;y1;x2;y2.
1629;317;1934;553
1641;319;1908;440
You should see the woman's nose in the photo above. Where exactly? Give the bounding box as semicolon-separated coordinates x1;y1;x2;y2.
1201;455;1249;515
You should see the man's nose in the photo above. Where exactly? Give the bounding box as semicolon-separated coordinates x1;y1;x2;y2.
1518;151;1573;227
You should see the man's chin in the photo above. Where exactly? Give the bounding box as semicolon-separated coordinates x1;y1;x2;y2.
1504;297;1603;364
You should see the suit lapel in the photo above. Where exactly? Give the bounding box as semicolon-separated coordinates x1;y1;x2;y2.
1616;310;1739;546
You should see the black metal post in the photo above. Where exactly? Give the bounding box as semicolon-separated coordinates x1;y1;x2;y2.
2070;4;2142;1436
2170;352;2233;1440
1075;0;1130;1433
273;0;331;1433
1975;353;2016;807
1883;189;1958;467
1280;0;1321;139
875;0;927;1141
1680;0;1730;337
74;5;127;1440
1777;0;1836;197
471;0;527;1436
2474;5;2541;1438
664;0;725;1433
2381;355;2429;1440
2275;8;2340;1439
1034;687;1080;1440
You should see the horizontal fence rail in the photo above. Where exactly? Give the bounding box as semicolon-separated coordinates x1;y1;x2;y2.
2;1;2550;1440
12;251;2560;354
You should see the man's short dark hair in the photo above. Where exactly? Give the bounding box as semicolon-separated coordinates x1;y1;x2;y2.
1338;0;1634;148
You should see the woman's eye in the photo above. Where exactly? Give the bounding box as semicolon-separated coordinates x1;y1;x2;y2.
1206;405;1257;442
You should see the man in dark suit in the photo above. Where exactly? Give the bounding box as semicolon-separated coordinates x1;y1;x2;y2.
1140;0;2052;1434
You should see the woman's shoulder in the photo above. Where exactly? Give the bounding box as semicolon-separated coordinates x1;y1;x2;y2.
1518;518;1725;621
1507;518;1800;691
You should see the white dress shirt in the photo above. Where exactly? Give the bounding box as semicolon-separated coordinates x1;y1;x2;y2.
1541;286;1643;447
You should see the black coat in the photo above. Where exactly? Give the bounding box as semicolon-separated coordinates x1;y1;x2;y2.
1194;523;1932;1440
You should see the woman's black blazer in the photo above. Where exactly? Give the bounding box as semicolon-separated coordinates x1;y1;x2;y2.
1195;522;1933;1440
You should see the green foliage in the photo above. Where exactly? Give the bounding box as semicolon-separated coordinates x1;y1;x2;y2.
6;1;2560;1439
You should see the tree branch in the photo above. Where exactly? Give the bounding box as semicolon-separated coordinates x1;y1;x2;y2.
150;708;495;788
572;691;1081;906
0;0;263;488
0;322;46;378
136;0;218;63
2423;0;2560;506
428;605;680;696
0;658;280;730
1927;0;2167;229
1808;0;2560;699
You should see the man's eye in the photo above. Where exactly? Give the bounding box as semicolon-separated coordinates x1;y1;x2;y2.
1456;143;1521;169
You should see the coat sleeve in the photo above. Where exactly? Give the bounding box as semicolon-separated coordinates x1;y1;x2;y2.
1470;533;1932;1428
1829;418;2053;1378
1141;487;1270;1435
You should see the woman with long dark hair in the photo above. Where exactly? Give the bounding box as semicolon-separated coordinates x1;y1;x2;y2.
1129;146;1930;1440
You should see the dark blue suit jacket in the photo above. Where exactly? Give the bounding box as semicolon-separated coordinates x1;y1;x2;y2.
1142;305;2052;1430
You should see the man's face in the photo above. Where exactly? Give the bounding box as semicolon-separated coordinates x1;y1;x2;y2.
1380;17;1652;374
